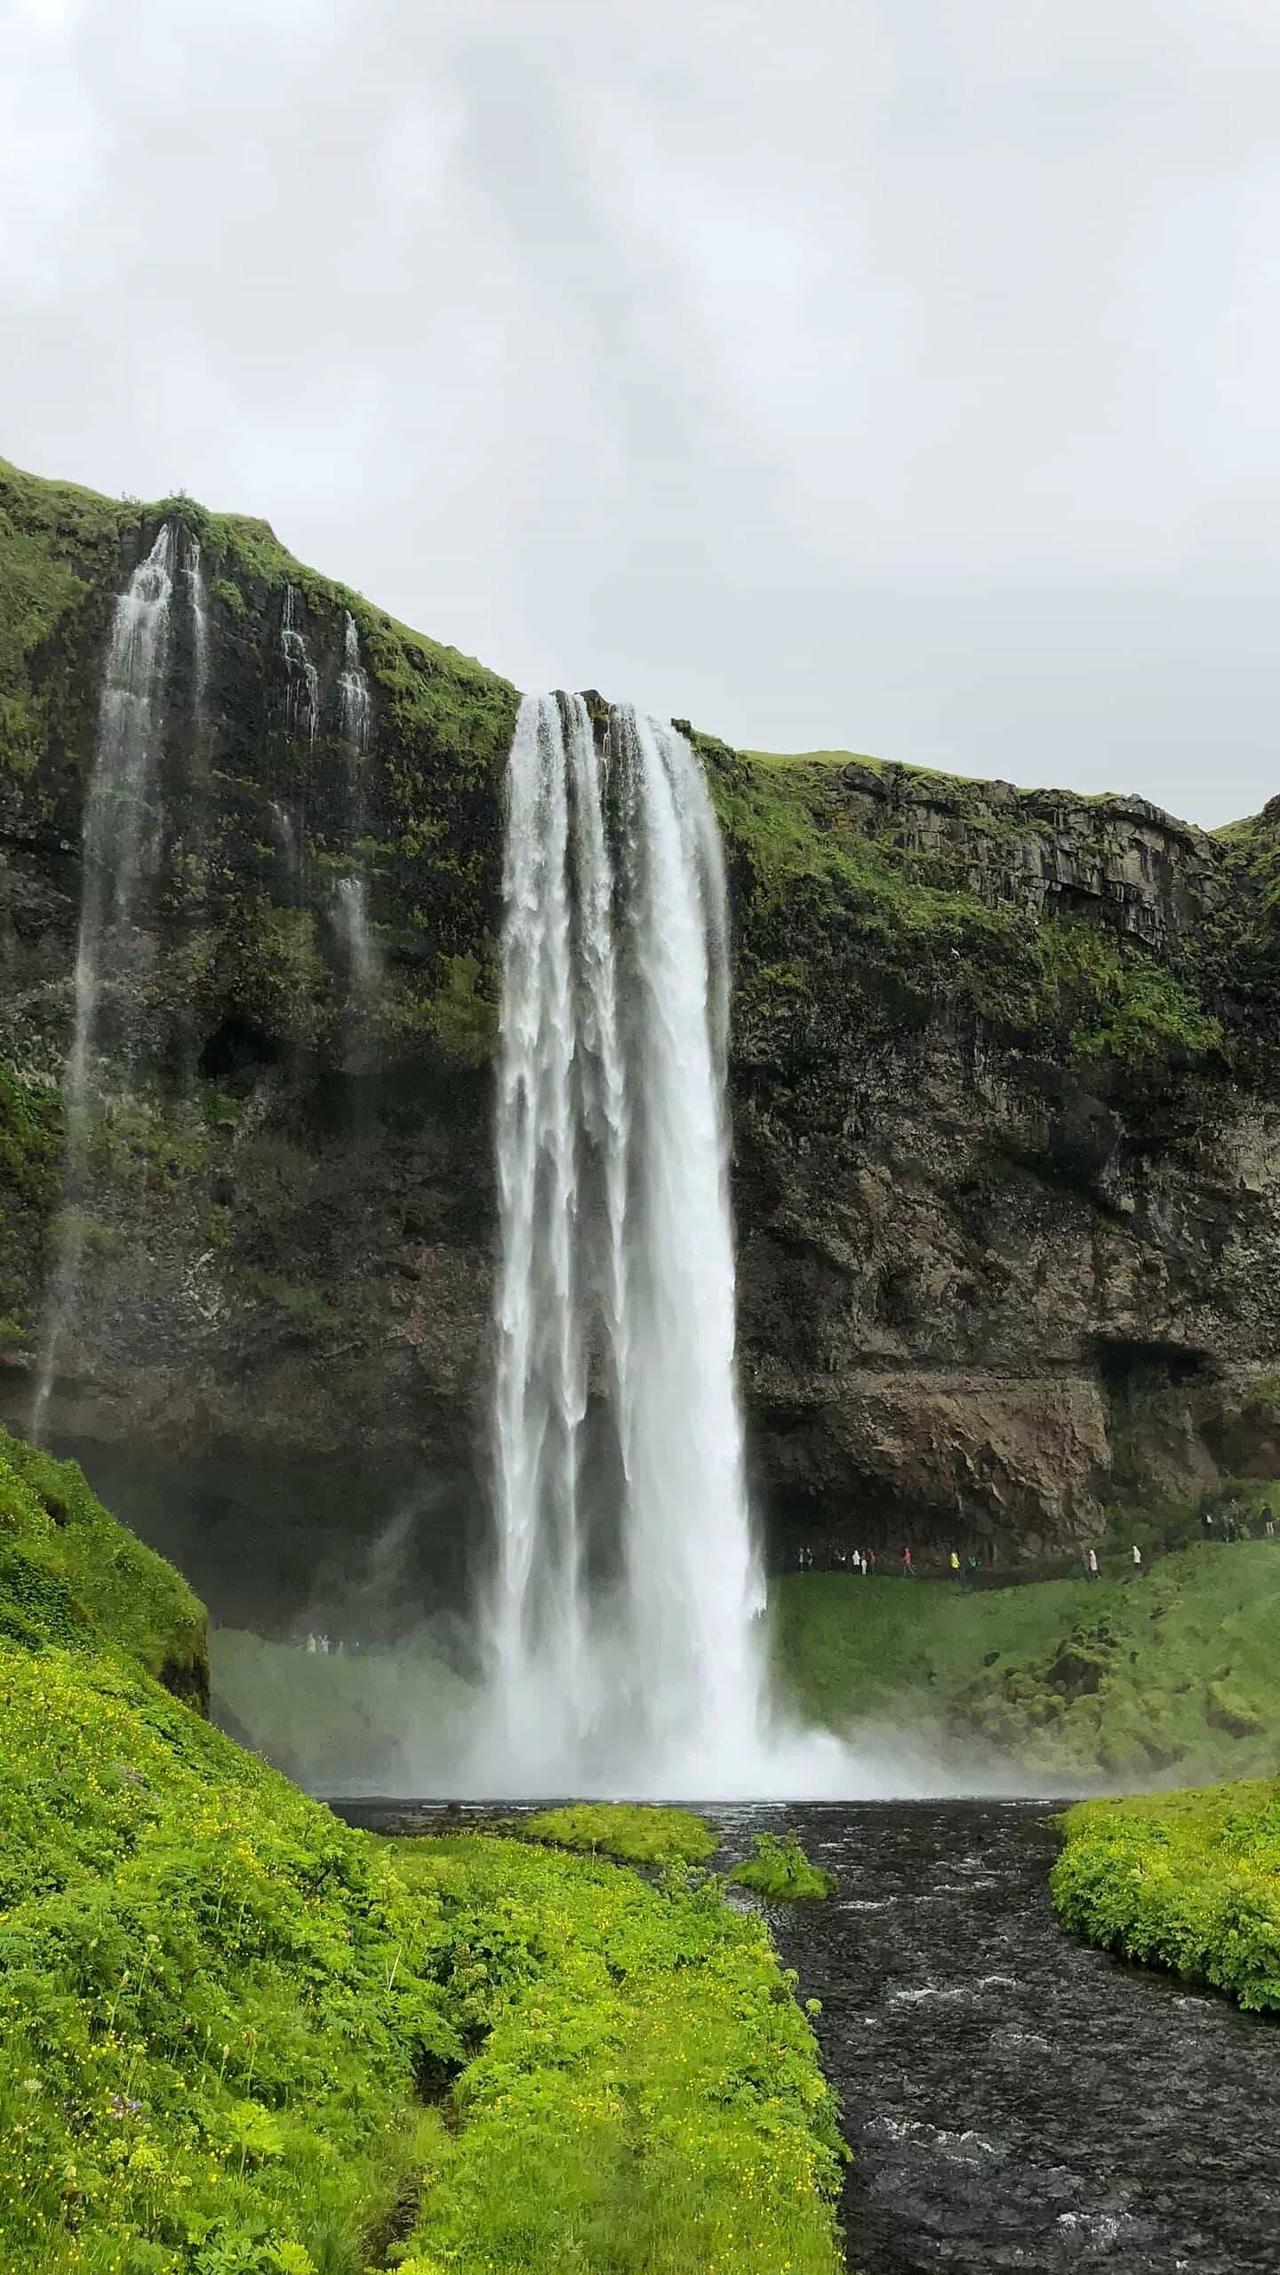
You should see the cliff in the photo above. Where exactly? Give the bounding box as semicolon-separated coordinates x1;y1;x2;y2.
2;454;1279;1594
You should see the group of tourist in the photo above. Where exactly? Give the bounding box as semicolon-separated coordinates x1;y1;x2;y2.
1200;1495;1275;1541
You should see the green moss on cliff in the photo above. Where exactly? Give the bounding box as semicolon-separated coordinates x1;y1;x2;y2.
704;737;1223;1067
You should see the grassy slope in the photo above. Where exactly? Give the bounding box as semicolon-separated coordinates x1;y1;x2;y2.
1053;1781;1280;2012
773;1542;1280;1782
0;1441;842;2275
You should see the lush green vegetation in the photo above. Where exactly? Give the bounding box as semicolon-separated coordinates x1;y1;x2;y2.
389;1834;843;2275
729;1833;834;1903
773;1539;1280;1782
1;1450;843;2274
522;1802;718;1866
0;1428;205;1694
1053;1780;1280;2012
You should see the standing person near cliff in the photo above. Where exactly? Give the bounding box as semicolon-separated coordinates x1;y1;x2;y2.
1086;1548;1099;1582
1132;1543;1143;1575
949;1549;961;1581
901;1546;914;1578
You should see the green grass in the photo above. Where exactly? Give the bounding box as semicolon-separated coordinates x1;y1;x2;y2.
773;1541;1280;1782
1;1453;844;2274
521;1803;718;1866
1053;1780;1280;2012
389;1836;843;2275
729;1833;835;1903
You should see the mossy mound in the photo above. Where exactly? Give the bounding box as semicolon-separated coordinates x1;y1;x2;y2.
1053;1780;1280;2012
730;1832;835;1902
0;1426;206;1699
521;1802;718;1865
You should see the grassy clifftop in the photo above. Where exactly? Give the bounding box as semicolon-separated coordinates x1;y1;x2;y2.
700;731;1229;1071
0;1443;843;2275
0;454;515;783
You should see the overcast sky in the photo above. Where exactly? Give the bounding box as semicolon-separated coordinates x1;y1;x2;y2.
3;0;1278;824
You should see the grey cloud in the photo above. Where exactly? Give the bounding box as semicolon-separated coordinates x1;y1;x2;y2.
2;0;1278;822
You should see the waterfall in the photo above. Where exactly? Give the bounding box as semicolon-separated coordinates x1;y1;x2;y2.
333;614;380;1059
338;612;372;755
485;692;767;1794
281;586;319;748
269;800;303;895
333;874;381;1008
33;525;177;1437
183;531;209;714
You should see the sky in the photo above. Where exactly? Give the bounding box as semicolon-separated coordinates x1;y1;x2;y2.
3;0;1278;825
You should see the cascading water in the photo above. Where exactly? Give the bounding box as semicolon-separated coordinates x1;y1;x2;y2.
333;614;381;1060
281;586;319;748
183;531;209;716
338;612;372;755
33;525;177;1438
333;874;382;1008
484;691;770;1795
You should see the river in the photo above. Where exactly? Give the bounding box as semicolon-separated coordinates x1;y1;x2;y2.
737;1800;1280;2275
339;1797;1279;2272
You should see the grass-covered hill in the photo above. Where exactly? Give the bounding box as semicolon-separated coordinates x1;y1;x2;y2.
0;1429;844;2275
773;1539;1280;1786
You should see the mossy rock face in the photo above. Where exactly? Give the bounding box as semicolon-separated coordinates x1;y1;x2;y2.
0;1424;207;1699
4;455;1280;1565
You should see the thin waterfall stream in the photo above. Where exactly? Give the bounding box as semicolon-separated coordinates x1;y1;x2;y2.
32;525;178;1437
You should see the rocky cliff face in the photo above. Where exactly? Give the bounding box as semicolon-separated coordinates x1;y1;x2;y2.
1;456;1278;1591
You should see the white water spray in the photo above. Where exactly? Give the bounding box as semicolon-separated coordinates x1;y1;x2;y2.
484;693;773;1794
33;525;177;1436
281;587;319;748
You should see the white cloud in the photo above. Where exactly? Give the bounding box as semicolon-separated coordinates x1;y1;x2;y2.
1;0;1278;822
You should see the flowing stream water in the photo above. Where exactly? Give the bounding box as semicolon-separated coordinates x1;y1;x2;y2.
484;693;766;1794
341;1798;1280;2274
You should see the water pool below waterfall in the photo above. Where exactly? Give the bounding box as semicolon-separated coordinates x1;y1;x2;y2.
342;1797;1280;2274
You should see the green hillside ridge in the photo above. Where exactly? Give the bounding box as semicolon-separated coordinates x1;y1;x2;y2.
773;1539;1280;1783
0;1432;843;2275
1053;1779;1280;2012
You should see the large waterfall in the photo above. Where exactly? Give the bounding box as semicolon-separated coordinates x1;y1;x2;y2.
485;692;768;1794
33;526;178;1437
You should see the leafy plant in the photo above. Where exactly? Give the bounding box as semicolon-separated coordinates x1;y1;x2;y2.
730;1831;835;1902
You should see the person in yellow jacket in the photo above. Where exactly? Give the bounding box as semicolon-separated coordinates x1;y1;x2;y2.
949;1549;961;1580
